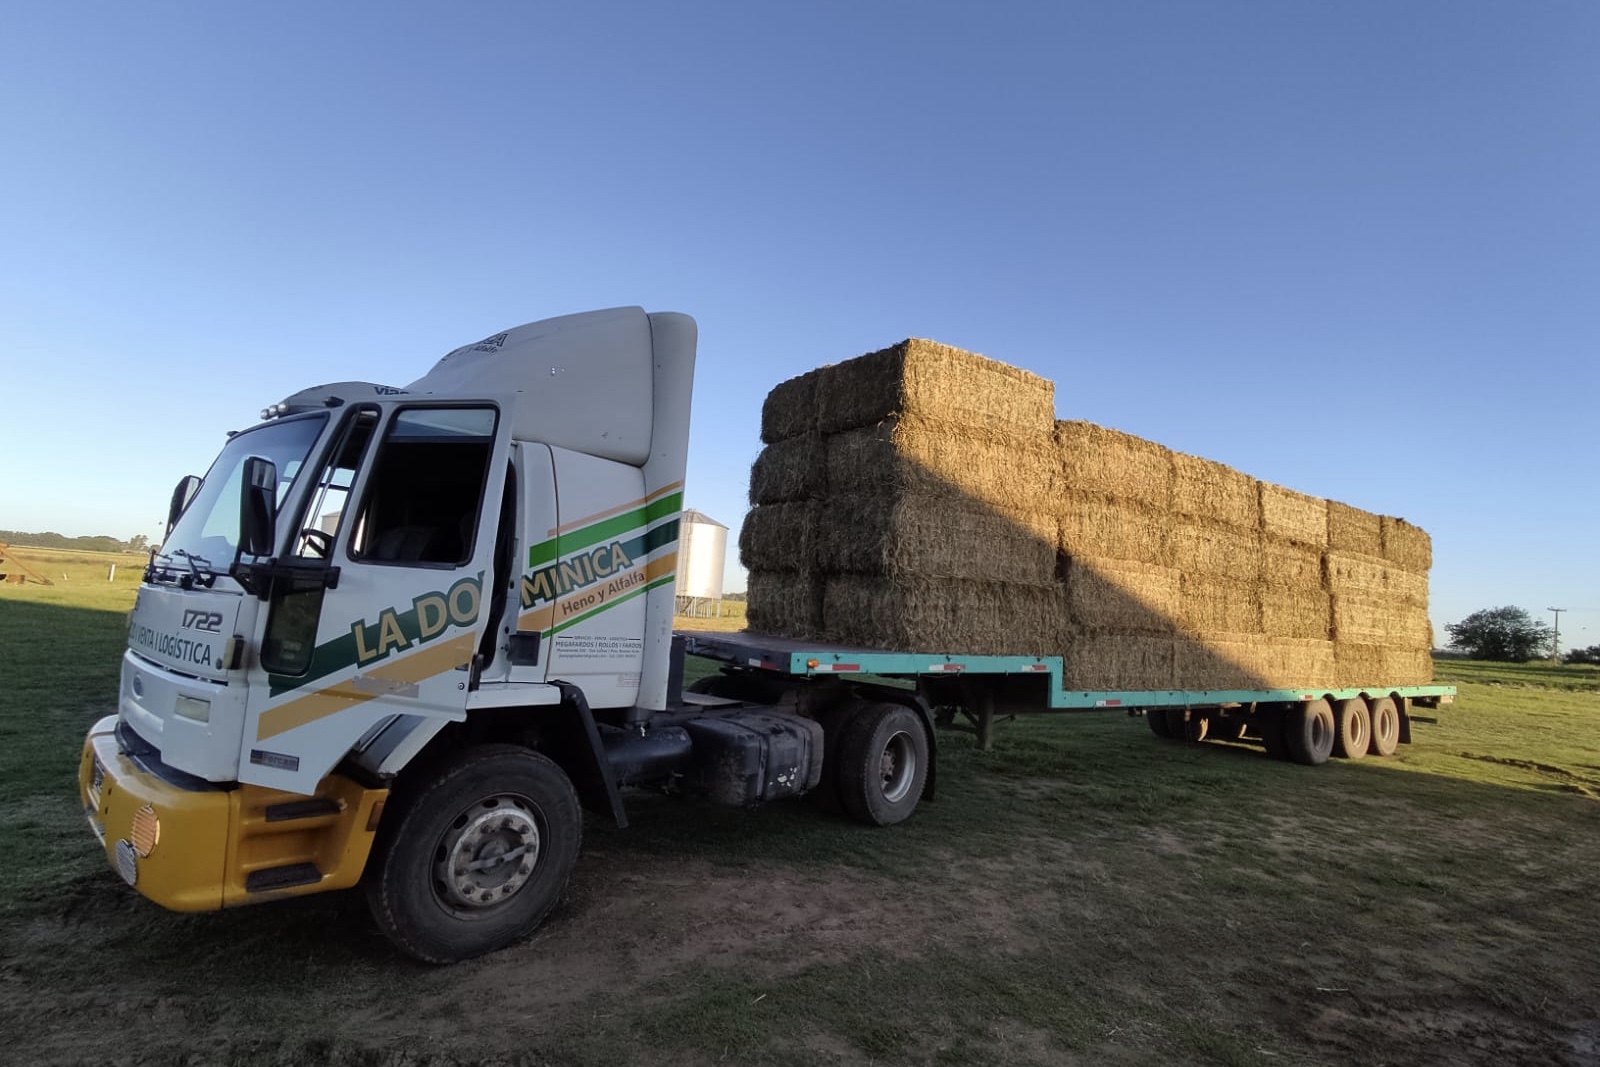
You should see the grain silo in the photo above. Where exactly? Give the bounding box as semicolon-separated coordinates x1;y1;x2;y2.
675;509;728;618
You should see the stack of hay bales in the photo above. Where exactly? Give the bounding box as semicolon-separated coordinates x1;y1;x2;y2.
741;340;1433;690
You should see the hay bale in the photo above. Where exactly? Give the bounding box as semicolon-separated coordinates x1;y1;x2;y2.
1334;643;1433;687
1387;569;1429;610
1170;522;1262;584
1062;631;1176;691
1171;452;1259;529
1263;537;1321;587
760;368;824;443
825;415;1059;512
1331;595;1432;647
1327;501;1383;556
1260;483;1328;547
1247;639;1337;689
737;503;817;573
815;339;1055;437
1064;558;1180;634
1057;421;1173;510
817;494;1057;586
1175;575;1262;635
1058;494;1172;566
746;570;824;637
1322;551;1389;596
822;576;1067;656
1172;633;1260;691
1262;586;1331;640
748;434;825;505
1381;516;1433;573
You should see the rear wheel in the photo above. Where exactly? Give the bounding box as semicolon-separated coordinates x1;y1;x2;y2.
1332;698;1371;759
1369;697;1400;757
1286;699;1336;766
365;745;582;964
836;702;929;826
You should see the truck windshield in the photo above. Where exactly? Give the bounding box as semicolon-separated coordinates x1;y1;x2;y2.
161;414;328;570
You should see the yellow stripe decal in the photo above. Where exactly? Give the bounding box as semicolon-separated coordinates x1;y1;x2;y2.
255;632;478;741
547;480;684;537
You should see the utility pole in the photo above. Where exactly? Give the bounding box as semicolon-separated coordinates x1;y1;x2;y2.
1548;607;1566;662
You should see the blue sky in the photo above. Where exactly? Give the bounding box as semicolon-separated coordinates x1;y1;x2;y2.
2;2;1596;649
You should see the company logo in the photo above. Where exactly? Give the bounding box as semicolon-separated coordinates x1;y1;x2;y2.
350;574;482;666
182;610;223;633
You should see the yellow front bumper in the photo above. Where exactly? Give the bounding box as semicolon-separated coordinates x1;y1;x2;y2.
79;716;388;912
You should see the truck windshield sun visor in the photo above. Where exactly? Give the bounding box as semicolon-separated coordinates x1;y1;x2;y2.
158;414;328;578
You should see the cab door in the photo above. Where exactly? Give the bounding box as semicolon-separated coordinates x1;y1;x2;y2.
240;402;513;794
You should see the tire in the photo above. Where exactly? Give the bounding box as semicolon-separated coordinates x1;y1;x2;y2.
365;744;582;964
1332;698;1371;759
1285;699;1336;766
1164;709;1207;742
1147;709;1175;739
1369;697;1400;757
836;702;930;827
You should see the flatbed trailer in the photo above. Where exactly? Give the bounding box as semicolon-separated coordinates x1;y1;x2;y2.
680;630;1456;761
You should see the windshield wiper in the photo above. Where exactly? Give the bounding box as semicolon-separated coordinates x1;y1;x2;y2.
172;549;219;589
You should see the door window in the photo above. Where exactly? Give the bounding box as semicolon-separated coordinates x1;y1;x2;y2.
351;407;498;566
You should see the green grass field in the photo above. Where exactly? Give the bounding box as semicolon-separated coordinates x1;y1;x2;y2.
2;572;1597;1066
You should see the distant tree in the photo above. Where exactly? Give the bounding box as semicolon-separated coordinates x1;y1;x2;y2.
1565;644;1600;666
128;534;149;553
1444;606;1554;663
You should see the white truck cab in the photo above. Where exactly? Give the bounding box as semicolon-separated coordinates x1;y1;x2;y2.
80;308;874;961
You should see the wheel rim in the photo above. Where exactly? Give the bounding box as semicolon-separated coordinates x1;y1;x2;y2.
879;730;918;804
433;794;542;912
1311;710;1333;753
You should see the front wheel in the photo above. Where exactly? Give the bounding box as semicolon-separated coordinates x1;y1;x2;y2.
365;745;582;964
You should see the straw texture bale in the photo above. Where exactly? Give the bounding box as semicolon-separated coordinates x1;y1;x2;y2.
1175;575;1262;635
1334;643;1433;687
1064;559;1180;634
1386;569;1430;609
1327;501;1383;556
1381;517;1433;573
1172;452;1259;529
1063;631;1176;691
817;494;1057;586
825;416;1059;513
1173;634;1337;690
1058;495;1172;566
1172;634;1260;691
1170;522;1262;584
1261;484;1328;547
746;570;823;637
1244;638;1337;689
1323;551;1388;595
737;502;817;574
815;339;1055;437
1263;537;1321;587
1262;587;1332;640
1331;595;1432;647
759;369;823;444
748;434;825;505
1057;421;1173;510
823;576;1067;656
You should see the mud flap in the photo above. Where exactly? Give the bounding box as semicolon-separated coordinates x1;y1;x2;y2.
546;682;628;828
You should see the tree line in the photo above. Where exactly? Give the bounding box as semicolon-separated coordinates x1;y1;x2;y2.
1;530;150;554
1446;605;1596;665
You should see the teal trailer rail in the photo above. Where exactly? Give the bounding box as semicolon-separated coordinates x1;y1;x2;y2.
679;631;1457;712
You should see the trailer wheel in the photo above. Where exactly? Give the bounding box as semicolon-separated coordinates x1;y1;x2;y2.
1369;697;1400;757
365;744;582;964
1147;709;1175;739
836;702;929;826
1285;699;1336;766
1332;698;1371;759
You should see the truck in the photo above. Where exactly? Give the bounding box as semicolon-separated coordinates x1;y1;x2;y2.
80;306;1455;963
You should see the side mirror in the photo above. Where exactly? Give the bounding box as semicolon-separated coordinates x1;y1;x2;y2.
166;475;202;536
240;457;279;557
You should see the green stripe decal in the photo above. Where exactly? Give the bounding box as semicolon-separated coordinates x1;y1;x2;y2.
528;491;683;568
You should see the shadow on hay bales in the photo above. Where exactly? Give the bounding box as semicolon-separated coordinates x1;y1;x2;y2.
739;340;1433;694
